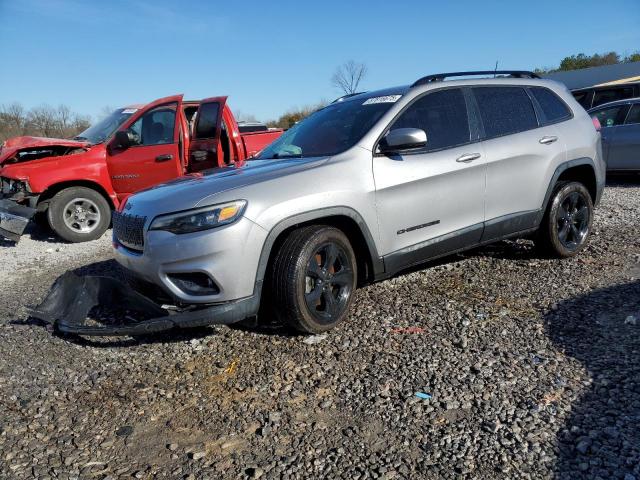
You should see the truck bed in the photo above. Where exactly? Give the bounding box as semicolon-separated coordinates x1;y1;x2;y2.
241;130;282;158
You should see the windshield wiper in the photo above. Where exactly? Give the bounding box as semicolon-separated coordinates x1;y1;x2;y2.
272;152;303;159
73;136;89;141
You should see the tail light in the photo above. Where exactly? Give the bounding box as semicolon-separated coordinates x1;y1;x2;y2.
591;116;601;132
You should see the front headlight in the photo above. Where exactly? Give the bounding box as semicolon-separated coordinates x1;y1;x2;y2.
149;200;247;234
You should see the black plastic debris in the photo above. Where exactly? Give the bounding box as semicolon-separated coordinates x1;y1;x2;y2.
30;272;258;336
0;199;36;243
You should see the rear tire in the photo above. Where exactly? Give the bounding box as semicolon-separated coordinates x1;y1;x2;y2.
537;181;593;258
269;225;357;334
47;187;111;243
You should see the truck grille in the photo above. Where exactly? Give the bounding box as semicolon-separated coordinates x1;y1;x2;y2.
112;211;147;250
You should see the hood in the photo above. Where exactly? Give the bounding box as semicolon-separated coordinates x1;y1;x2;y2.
124;156;329;215
0;136;89;165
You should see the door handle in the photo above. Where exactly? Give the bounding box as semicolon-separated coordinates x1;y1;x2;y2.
155;154;173;162
539;136;558;145
456;153;481;163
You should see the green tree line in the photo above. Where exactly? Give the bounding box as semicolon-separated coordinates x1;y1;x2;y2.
536;50;640;74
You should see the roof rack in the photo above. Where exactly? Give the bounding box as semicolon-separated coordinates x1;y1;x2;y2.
330;92;366;104
411;70;540;88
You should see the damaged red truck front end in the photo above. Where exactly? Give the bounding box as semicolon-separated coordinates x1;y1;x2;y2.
0;136;93;241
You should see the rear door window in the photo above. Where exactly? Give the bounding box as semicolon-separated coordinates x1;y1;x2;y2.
592;105;629;128
529;87;572;124
592;87;635;108
194;102;220;139
473;86;538;139
625;104;640;125
390;88;470;152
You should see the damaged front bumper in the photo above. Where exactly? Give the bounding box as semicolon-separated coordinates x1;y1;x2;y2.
29;272;260;336
0;177;38;242
0;198;36;243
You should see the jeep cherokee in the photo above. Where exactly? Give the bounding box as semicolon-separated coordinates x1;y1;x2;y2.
112;70;605;334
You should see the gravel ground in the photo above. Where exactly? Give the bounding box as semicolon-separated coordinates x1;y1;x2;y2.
1;180;639;480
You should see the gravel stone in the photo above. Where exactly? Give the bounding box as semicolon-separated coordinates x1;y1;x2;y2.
1;181;639;479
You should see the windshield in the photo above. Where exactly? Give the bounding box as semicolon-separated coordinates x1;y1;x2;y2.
255;97;398;159
74;108;136;144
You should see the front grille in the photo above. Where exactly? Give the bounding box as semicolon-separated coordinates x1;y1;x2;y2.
112;211;147;250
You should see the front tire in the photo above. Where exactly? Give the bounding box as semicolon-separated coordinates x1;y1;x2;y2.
270;225;357;333
47;187;111;243
538;181;594;258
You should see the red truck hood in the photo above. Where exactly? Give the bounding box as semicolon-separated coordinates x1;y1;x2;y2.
0;136;89;165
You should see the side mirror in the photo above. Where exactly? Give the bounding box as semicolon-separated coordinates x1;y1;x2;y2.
379;128;427;153
111;130;132;151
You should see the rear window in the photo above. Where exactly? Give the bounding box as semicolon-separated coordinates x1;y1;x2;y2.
529;87;571;124
473;87;538;139
195;102;220;139
592;87;635;108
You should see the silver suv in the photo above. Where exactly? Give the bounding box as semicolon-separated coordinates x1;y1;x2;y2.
113;71;605;334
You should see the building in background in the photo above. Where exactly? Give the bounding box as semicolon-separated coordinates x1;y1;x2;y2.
544;61;640;109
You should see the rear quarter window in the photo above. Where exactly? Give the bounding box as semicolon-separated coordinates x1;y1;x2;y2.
625;104;640;125
529;87;572;124
473;86;538;139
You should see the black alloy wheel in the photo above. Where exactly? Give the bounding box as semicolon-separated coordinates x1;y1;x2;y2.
269;225;358;333
304;242;354;324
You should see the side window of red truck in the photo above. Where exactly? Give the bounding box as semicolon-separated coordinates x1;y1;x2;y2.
128;104;177;146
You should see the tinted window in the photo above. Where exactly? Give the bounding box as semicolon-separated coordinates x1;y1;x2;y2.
573;91;591;109
474;87;538;139
195;102;220;139
592;87;634;108
530;87;571;124
390;88;470;151
625;104;640;125
592;105;628;128
128;104;176;146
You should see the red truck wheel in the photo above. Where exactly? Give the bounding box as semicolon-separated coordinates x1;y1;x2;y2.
47;187;111;243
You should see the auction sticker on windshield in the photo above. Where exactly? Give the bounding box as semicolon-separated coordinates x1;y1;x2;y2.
122;108;138;114
363;95;402;105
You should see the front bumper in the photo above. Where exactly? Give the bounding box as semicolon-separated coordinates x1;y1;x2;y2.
0;198;36;243
30;271;260;336
113;216;268;304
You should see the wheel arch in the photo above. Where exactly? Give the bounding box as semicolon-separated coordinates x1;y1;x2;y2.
539;158;599;222
36;180;116;212
254;207;384;296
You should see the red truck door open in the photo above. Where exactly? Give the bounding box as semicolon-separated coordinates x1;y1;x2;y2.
188;96;228;173
106;95;184;197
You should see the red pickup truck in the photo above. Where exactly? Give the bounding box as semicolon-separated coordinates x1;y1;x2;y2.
0;94;282;243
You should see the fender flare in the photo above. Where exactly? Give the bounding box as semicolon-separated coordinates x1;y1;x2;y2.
252;206;383;296
536;157;600;223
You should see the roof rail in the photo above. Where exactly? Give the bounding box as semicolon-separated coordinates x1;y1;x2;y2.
330;92;366;104
411;70;541;88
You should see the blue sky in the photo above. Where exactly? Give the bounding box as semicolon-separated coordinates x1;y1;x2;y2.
0;0;639;122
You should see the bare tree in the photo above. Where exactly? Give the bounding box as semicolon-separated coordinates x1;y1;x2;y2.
0;103;27;139
331;60;368;95
234;110;259;123
0;103;92;142
27;105;58;137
